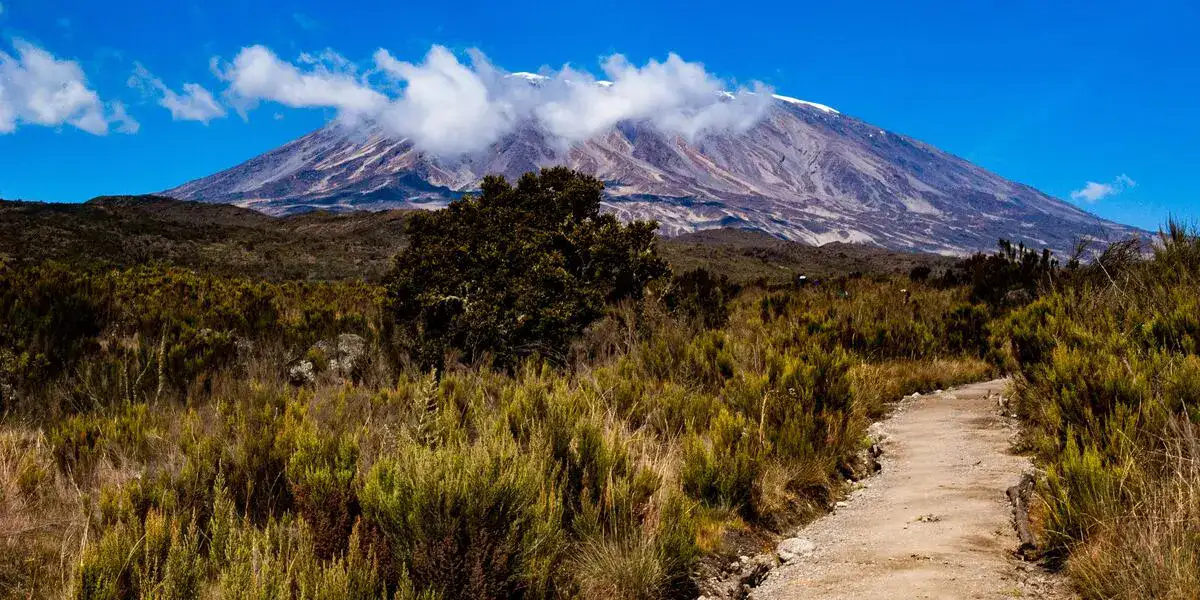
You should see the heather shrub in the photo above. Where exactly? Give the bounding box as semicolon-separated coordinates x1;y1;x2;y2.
0;263;107;403
287;420;361;559
680;409;761;514
49;403;159;477
359;436;564;599
663;268;740;329
948;239;1058;307
74;510;203;600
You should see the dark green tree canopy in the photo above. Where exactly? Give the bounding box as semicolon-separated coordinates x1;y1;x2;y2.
385;167;668;368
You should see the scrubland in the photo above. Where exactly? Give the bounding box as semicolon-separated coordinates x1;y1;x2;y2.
0;171;1193;599
0;264;991;599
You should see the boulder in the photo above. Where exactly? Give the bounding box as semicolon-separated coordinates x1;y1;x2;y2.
328;333;366;380
776;537;816;563
288;360;316;386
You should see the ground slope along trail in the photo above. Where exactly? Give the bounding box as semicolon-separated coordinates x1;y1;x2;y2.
750;379;1073;600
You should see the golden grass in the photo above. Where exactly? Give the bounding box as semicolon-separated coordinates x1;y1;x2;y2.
850;358;996;419
0;429;85;599
1064;423;1200;599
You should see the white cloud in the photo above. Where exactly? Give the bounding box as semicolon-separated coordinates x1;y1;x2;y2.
535;53;772;143
214;45;387;118
213;44;773;155
0;39;132;135
373;46;533;154
1070;174;1136;203
130;63;226;123
110;101;140;134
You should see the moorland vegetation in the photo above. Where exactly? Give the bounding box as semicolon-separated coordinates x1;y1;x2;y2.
0;169;1192;600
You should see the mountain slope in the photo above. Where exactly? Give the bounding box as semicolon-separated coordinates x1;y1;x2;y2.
167;98;1138;256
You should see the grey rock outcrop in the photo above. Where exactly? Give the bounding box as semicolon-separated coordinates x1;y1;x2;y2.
328;333;366;380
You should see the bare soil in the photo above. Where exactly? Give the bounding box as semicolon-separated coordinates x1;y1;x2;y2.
750;379;1074;600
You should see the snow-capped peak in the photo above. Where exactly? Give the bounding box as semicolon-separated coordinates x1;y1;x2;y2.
771;94;839;114
509;72;549;82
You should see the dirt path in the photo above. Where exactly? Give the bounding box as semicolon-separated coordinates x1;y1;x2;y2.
750;379;1072;600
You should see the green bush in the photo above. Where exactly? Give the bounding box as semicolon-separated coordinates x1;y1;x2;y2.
663;268;740;329
384;168;667;369
288;422;361;560
360;436;563;599
0;263;107;403
74;511;203;600
680;409;761;514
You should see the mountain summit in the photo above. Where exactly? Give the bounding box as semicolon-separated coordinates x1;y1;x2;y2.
167;96;1135;255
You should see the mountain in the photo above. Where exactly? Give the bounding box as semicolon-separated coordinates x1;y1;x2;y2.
166;96;1138;256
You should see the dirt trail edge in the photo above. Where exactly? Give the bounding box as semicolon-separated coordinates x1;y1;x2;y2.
750;379;1073;600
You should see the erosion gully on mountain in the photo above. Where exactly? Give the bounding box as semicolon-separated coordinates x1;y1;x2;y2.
731;379;1074;600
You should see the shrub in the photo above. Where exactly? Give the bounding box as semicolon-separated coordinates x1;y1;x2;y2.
948;239;1058;307
942;303;991;358
1002;223;1200;596
0;263;107;405
287;422;360;560
663;268;740;329
908;265;932;282
74;511;203;600
360;436;563;599
680;410;761;514
384;168;667;369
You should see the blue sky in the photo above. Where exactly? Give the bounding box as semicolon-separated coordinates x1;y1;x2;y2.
0;0;1194;230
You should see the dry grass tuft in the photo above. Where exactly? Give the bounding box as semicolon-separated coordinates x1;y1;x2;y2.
573;534;667;600
0;429;85;599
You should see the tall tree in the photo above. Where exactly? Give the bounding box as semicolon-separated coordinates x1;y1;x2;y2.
385;168;667;368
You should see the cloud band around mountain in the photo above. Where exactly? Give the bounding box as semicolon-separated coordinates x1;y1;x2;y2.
213;45;774;155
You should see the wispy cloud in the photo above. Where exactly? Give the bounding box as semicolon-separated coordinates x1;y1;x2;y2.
213;44;773;155
0;39;134;135
1070;174;1136;203
129;63;226;124
110;101;140;134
